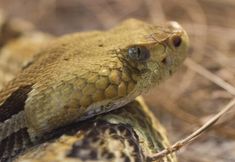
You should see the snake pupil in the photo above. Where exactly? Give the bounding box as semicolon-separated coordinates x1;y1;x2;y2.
128;46;150;61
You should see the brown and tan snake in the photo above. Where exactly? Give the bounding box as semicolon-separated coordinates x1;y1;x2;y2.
0;17;189;161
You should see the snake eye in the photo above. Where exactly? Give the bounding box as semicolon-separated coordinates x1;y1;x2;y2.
128;46;150;61
171;35;182;48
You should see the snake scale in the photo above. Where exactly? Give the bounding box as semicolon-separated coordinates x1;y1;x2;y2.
0;17;189;162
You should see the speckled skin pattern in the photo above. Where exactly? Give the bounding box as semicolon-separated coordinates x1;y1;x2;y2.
0;19;188;160
15;98;177;162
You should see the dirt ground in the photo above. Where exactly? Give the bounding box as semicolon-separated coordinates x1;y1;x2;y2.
0;0;235;161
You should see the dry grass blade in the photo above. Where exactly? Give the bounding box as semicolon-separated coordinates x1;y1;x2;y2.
184;58;235;96
148;98;235;161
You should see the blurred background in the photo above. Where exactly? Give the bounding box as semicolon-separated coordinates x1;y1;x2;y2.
0;0;235;161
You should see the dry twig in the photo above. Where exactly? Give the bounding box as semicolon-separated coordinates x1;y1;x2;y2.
149;98;235;161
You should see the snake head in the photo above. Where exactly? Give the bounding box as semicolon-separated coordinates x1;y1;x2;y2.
108;19;189;92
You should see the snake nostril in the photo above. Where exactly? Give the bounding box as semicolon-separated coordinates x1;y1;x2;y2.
172;35;182;48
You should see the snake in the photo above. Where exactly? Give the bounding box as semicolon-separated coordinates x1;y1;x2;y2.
0;18;189;161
